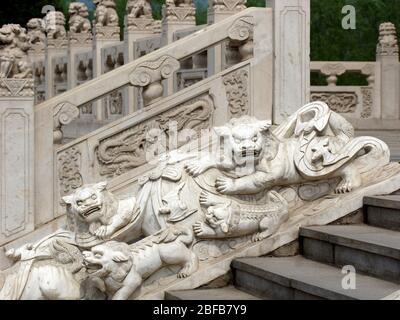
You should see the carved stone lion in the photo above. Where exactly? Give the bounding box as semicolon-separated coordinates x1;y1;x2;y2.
93;0;119;27
44;11;67;39
68;2;92;33
0;24;32;78
83;227;198;300
26;18;46;46
62;181;140;247
185;103;390;194
127;0;152;19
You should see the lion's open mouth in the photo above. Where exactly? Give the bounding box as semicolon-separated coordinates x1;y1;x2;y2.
84;261;103;275
240;149;261;158
81;205;102;218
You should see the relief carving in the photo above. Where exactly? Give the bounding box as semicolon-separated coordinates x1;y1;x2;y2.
1;102;397;300
310;92;357;113
361;87;373;118
223;69;249;117
58;147;83;196
97;95;213;177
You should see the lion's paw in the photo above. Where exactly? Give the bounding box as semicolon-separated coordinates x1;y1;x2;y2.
215;176;236;195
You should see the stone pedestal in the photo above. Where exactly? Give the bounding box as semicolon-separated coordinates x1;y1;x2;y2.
45;39;68;99
269;0;310;124
0;79;35;247
67;33;93;89
93;26;121;121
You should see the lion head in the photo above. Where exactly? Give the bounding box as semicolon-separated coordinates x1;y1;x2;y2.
69;2;89;18
62;181;117;224
83;241;132;280
94;0;117;9
214;116;274;166
0;24;29;51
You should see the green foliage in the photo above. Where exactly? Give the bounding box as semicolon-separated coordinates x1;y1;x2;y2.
0;0;65;27
311;0;400;61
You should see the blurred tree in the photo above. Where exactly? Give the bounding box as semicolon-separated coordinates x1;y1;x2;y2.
0;0;65;27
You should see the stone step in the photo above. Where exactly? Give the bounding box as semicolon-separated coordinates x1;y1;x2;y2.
165;286;261;300
300;224;400;282
232;256;400;300
364;195;400;231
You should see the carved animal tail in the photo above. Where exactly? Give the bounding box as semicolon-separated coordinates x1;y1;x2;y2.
351;137;391;174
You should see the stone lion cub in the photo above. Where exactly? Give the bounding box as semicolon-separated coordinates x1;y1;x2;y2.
83;227;198;300
62;182;139;243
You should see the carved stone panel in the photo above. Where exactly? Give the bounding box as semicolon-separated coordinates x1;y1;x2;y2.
57;147;83;197
361;87;373;118
0;99;34;246
223;69;249;117
97;94;214;177
310;92;357;113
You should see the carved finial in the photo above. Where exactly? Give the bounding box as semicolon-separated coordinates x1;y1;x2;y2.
27;18;46;48
93;0;119;27
44;11;67;40
125;0;159;32
0;24;33;79
377;22;399;56
69;2;92;34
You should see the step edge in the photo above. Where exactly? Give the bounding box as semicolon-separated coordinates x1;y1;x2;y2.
300;226;400;260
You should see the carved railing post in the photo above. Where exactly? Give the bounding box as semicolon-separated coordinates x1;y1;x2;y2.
26;19;46;104
67;2;93;90
124;0;161;113
376;22;400;119
207;0;247;76
44;11;68;99
92;0;121;121
129;55;180;106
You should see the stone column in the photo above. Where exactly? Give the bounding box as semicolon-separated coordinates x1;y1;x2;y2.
269;0;310;124
0;79;35;247
92;26;121;121
376;22;400;119
161;1;196;96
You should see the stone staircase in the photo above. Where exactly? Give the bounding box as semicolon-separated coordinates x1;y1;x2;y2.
166;194;400;300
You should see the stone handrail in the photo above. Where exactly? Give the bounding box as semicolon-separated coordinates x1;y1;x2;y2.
34;7;272;229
